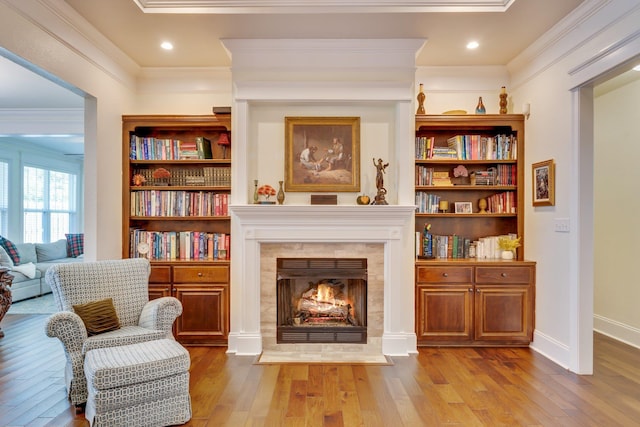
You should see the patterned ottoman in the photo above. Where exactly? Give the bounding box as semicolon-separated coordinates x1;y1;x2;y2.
84;339;191;427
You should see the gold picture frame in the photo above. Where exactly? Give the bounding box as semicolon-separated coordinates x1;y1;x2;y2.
532;159;555;206
285;116;360;192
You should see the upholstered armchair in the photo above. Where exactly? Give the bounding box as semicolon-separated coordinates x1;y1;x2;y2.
45;258;182;407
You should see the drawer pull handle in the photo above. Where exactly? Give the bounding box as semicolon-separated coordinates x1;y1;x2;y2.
164;288;170;292
501;273;507;277
442;273;448;277
476;289;480;293
468;288;473;292
198;272;203;277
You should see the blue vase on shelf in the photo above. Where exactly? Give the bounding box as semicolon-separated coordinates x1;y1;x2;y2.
475;97;486;114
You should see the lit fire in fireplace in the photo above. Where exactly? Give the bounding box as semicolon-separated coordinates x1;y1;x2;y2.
295;280;356;326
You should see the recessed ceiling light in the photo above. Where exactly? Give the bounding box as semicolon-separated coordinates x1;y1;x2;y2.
161;41;173;50
467;41;479;50
633;64;640;71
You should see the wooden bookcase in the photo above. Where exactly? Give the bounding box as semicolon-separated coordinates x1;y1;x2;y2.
414;114;535;346
122;115;231;345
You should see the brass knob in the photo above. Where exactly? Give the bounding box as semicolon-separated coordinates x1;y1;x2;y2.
501;273;507;277
198;272;203;277
443;273;448;277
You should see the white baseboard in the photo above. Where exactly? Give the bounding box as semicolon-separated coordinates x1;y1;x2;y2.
529;330;571;370
593;315;640;350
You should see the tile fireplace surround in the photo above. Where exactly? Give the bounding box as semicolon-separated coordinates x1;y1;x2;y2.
228;205;417;359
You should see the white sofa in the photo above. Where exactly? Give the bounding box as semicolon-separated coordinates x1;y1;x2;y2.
6;239;83;302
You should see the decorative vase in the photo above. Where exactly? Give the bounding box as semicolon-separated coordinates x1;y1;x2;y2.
499;86;508;114
253;180;259;204
416;83;426;115
277;181;285;205
501;250;514;260
475;96;486;114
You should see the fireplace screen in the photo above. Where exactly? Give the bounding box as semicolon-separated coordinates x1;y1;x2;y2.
277;258;367;344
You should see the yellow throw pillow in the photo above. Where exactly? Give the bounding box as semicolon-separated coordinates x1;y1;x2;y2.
73;298;121;336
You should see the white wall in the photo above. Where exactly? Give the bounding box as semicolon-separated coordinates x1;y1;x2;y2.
508;0;640;372
594;77;640;348
247;103;395;205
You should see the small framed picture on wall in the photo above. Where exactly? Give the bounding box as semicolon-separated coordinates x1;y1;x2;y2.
532;159;555;206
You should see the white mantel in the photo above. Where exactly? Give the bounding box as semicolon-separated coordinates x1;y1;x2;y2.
227;205;417;356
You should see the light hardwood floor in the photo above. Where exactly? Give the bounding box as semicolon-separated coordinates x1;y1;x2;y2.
1;313;639;426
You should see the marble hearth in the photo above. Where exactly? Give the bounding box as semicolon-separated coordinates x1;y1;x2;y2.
228;205;417;358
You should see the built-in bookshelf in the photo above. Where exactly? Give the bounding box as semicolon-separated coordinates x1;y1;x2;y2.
414;114;525;261
122;115;231;345
414;114;535;347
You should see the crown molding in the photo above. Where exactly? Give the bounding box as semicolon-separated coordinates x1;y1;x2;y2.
133;0;516;14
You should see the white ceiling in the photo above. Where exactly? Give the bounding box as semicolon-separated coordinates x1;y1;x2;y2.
3;0;638;156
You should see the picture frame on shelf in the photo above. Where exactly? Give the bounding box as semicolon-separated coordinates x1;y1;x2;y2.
284;116;360;192
532;159;555;206
454;202;473;214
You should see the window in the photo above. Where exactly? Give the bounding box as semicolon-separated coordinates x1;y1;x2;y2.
0;161;7;237
23;166;77;243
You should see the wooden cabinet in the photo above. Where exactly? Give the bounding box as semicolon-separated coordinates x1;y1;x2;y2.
149;263;229;345
122;115;231;345
416;261;535;346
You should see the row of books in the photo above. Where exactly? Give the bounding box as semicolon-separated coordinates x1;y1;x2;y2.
414;165;516;186
418;232;518;259
422;234;472;259
415;134;518;160
132;167;231;187
130;229;230;261
415;192;442;214
130;135;216;160
130;191;229;217
485;191;517;214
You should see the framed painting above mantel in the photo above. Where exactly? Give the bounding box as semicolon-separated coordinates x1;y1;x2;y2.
284;116;360;192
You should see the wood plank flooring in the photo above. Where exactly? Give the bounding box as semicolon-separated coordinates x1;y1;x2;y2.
1;313;639;426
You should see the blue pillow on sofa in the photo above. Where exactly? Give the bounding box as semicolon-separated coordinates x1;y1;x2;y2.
14;243;37;264
35;239;68;262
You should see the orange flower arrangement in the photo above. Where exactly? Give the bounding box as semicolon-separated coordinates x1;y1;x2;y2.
258;184;276;201
132;174;146;186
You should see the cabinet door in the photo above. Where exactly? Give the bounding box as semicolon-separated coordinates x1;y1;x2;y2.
474;285;532;342
148;284;172;300
173;284;228;344
148;265;172;300
417;285;473;341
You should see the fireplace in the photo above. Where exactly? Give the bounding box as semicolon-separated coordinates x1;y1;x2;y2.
276;258;367;344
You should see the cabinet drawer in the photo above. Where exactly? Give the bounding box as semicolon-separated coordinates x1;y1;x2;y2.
416;266;473;283
476;267;532;284
149;265;171;283
173;265;229;283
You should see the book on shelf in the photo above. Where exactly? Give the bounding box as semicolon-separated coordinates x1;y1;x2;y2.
415;192;441;214
195;136;213;159
431;171;453;186
179;140;199;160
